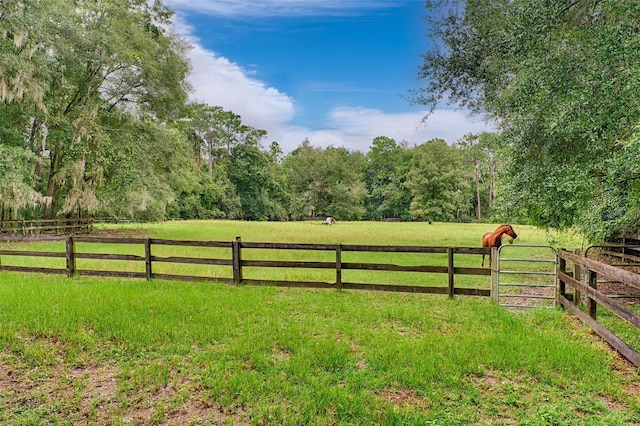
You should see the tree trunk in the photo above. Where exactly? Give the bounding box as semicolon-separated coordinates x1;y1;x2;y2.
44;140;62;219
488;156;497;210
474;157;482;221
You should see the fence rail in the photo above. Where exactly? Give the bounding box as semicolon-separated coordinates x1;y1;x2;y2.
558;249;640;367
0;235;491;297
0;218;93;235
3;234;639;367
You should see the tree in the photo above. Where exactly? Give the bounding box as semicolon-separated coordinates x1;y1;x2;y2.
365;136;412;219
166;166;241;220
406;139;470;222
1;0;191;219
414;0;640;239
0;145;46;220
457;132;502;221
284;140;367;220
228;139;287;221
94;116;196;221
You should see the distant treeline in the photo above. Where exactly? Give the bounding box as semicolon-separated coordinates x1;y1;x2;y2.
3;1;640;241
0;1;505;225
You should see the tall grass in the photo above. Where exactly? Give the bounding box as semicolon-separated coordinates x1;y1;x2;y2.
0;221;637;425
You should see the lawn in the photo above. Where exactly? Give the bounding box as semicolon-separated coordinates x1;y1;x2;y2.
0;221;637;425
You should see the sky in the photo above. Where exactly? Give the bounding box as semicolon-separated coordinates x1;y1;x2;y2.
163;0;494;153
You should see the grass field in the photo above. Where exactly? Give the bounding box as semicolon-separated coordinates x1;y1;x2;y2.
0;221;638;425
0;221;585;289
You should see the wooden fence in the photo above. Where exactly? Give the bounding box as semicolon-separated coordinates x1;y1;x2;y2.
3;235;640;366
558;249;640;367
0;218;93;235
0;235;491;297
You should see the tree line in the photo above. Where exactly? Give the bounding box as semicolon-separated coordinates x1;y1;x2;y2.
0;0;506;225
414;0;640;241
2;0;638;241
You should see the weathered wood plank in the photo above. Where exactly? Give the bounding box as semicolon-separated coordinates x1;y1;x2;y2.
241;279;335;289
559;294;640;368
75;253;144;261
0;266;66;274
74;237;147;244
240;242;336;251
342;245;448;253
448;247;454;298
242;260;335;269
342;282;449;294
559;271;640;329
233;236;242;285
152;273;234;284
0;235;66;242
151;256;232;266
454;247;491;255
149;239;232;248
455;287;491;297
560;250;640;290
601;249;640;264
77;270;147;279
342;263;448;273
0;250;66;257
0;218;92;225
66;236;76;277
336;244;342;291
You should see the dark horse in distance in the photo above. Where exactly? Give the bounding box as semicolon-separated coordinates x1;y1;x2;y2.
481;224;518;268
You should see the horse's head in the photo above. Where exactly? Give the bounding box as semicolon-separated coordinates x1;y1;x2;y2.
494;224;517;239
503;224;517;239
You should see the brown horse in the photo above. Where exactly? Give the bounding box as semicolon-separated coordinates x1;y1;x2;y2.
481;224;518;267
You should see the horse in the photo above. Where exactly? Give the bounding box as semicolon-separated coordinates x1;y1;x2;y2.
481;224;518;268
325;216;336;226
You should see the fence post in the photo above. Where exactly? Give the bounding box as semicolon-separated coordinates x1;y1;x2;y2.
588;269;597;320
66;236;76;277
447;247;454;298
232;236;242;285
558;255;566;301
490;247;499;304
573;260;582;308
336;244;342;291
145;238;152;281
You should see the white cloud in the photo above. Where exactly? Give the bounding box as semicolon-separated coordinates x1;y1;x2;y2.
165;0;398;18
170;15;296;143
187;44;295;129
169;10;495;155
276;107;495;153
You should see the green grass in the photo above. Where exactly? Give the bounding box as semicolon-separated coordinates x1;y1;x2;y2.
0;221;637;425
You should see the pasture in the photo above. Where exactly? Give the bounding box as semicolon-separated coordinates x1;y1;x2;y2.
0;221;638;425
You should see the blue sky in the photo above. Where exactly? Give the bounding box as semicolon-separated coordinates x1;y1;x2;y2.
164;0;493;153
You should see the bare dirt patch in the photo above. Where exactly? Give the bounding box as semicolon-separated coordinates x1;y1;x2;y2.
90;227;151;239
377;386;433;412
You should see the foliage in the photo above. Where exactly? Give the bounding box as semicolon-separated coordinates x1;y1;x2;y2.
0;144;45;217
228;141;288;221
415;0;640;240
0;0;190;219
365;136;413;219
283;140;368;220
457;132;503;221
166;166;241;220
406;139;471;221
1;1;510;224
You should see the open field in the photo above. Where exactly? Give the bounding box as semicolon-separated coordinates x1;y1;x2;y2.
1;221;585;290
0;221;638;424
